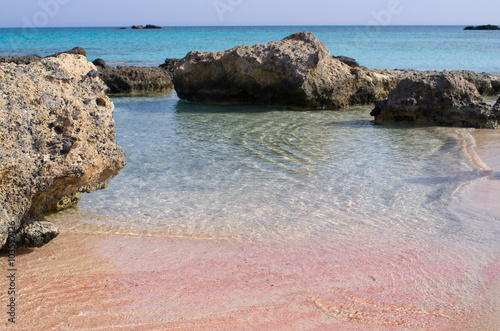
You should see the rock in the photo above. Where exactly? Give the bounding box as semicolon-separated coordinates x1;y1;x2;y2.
370;71;500;128
0;47;89;66
172;32;400;109
92;58;109;69
15;218;59;248
46;192;81;213
464;25;500;30
160;58;180;74
334;56;359;68
132;24;161;29
0;53;126;248
96;65;174;94
47;46;87;59
0;54;42;65
453;70;500;95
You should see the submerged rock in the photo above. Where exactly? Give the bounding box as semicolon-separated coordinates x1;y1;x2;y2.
172;32;400;109
46;192;82;213
0;54;126;248
371;71;500;128
93;59;174;93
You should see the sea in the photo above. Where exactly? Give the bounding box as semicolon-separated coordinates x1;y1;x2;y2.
1;26;500;328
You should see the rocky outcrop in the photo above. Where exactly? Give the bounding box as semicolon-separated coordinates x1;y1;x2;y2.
47;46;87;58
171;32;499;109
464;25;500;30
132;25;161;29
370;71;500;128
0;54;126;248
93;59;174;94
172;32;402;109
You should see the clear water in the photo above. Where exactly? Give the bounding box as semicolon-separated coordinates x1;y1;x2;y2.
2;25;497;244
1;26;499;72
47;91;493;247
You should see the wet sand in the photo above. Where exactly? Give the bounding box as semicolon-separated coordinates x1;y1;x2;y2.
1;129;499;330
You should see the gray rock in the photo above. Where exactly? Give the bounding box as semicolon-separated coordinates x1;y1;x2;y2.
370;71;500;128
15;218;59;248
46;46;87;59
96;65;174;94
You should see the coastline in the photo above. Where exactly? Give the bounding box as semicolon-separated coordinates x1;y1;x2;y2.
6;126;500;331
1;27;499;329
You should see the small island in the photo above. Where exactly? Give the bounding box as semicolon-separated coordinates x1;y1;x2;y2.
132;24;162;29
464;24;499;30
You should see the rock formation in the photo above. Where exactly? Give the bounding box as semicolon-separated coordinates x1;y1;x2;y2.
172;32;401;109
464;25;500;30
93;59;174;94
370;71;500;128
132;25;162;29
0;54;126;248
171;32;499;110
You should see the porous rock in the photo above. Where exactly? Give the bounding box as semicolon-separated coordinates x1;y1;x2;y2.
371;71;500;128
172;32;400;109
95;60;174;93
0;54;126;248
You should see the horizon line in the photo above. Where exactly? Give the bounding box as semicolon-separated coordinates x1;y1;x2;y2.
0;24;493;29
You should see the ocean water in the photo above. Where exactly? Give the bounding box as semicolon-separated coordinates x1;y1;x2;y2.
2;26;500;327
1;25;499;73
1;25;497;242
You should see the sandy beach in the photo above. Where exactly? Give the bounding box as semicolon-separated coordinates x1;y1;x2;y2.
2;127;500;331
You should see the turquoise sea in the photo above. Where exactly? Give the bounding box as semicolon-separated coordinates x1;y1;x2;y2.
2;26;500;327
2;25;499;243
1;25;499;72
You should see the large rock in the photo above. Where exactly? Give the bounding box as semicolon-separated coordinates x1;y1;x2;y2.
93;59;174;94
370;71;500;128
172;32;400;109
0;54;126;248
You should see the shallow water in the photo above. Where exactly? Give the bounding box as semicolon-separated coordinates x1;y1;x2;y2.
48;92;497;246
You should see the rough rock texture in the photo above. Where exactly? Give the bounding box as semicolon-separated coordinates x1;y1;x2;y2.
172;32;401;109
47;46;87;59
0;54;126;248
46;192;81;212
0;54;42;65
370;71;500;128
93;59;174;94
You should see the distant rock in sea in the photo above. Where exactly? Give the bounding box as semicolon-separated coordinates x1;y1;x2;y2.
371;71;500;128
464;24;500;30
132;24;162;29
0;54;126;248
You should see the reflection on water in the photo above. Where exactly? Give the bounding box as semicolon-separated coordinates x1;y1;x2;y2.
46;92;498;247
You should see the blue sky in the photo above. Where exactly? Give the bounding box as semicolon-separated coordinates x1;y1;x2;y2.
1;0;499;28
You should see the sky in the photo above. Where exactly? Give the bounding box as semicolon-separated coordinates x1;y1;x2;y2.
0;0;499;28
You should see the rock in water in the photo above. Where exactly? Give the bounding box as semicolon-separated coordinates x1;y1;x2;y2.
172;32;398;109
0;53;126;248
96;65;174;94
370;71;500;128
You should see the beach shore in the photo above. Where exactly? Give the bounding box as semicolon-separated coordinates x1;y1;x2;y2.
2;142;500;330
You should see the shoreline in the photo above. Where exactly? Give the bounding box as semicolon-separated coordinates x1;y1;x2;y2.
5;126;500;330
